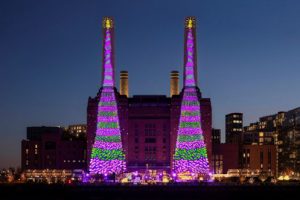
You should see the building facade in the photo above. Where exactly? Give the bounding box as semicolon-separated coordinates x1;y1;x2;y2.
241;145;276;176
277;108;300;174
211;128;239;174
68;124;87;138
242;107;300;175
21;126;86;170
212;129;221;144
226;113;243;144
212;143;239;174
126;95;171;171
87;92;212;172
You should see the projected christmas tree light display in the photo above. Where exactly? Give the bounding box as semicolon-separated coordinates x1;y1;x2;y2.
89;17;126;175
173;17;209;175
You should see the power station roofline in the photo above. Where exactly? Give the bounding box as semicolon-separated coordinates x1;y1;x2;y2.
132;95;167;98
226;112;243;116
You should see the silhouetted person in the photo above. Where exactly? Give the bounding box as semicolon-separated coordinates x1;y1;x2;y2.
112;172;116;183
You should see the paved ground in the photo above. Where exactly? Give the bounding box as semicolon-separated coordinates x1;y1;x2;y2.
0;183;300;200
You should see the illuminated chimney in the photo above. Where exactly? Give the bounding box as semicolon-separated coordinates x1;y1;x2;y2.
170;70;179;96
120;70;129;97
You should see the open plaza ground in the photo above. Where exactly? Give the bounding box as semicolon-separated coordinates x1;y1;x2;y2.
1;183;300;200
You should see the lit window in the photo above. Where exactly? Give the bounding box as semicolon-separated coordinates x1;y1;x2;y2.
233;120;242;123
35;144;38;148
25;149;29;154
34;149;38;155
259;132;264;137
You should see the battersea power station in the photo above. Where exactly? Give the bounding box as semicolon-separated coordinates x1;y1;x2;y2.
87;17;212;178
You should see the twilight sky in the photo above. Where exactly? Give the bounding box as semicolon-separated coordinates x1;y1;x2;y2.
1;0;300;168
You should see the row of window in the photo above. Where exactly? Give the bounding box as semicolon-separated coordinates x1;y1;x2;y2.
134;130;169;136
63;160;85;163
242;149;272;169
134;137;167;143
212;154;224;174
145;145;156;161
232;128;243;132
233;120;242;124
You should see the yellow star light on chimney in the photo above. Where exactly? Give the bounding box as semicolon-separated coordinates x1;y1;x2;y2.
105;19;111;29
187;19;193;29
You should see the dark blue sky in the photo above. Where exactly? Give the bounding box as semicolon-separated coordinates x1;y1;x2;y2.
1;0;300;168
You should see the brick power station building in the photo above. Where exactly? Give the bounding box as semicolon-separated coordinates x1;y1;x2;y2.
87;17;212;173
87;86;212;172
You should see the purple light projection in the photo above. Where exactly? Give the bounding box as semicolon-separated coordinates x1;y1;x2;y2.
103;29;114;87
173;17;209;175
184;29;196;87
89;18;126;175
